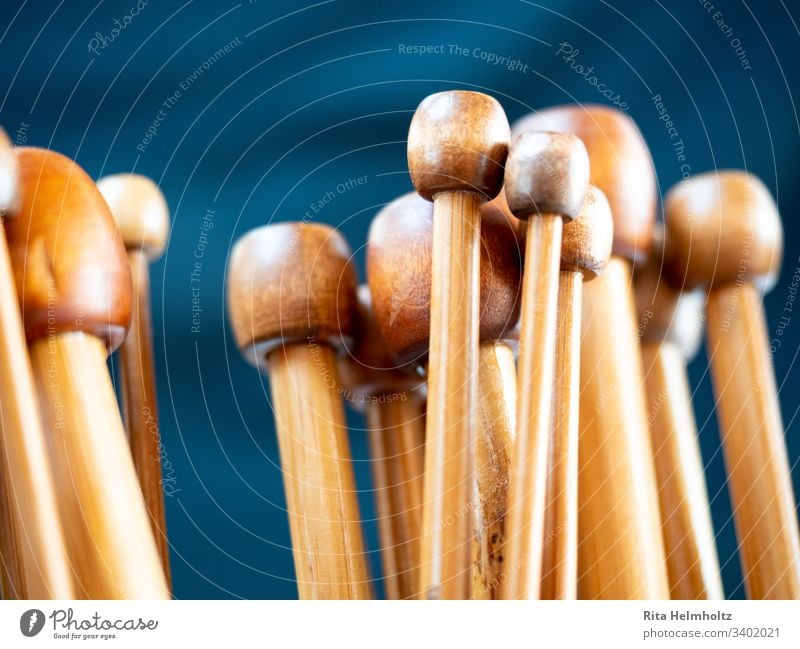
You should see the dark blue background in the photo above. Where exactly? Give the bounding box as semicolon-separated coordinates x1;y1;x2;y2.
1;0;798;599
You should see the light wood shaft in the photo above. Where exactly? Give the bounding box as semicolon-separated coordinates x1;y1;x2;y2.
706;283;800;599
268;342;370;599
30;332;169;599
541;270;582;600
577;256;669;599
365;396;425;600
642;341;723;599
119;249;171;586
503;214;562;599
419;190;481;600
0;227;73;599
473;342;516;599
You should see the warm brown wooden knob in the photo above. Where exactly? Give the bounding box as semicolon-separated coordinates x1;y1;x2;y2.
227;222;358;365
635;228;705;361
97;174;169;260
408;91;510;200
367;192;522;366
338;284;423;405
505;131;589;222
560;185;613;280
0;127;17;215
513;105;656;261
663;171;782;293
5;147;132;351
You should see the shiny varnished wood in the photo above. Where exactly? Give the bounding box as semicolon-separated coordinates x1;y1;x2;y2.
515;107;669;599
228;222;369;599
502;131;589;599
664;171;798;598
99;173;172;586
6;147;167;599
407;91;510;599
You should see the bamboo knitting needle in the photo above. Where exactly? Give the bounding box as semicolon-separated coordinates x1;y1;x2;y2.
664;171;800;599
502;131;590;599
227;222;370;599
367;191;522;599
515;105;669;599
5;147;168;599
407;91;510;599
338;285;426;600
0;132;73;599
541;185;613;600
97;174;172;586
634;228;723;600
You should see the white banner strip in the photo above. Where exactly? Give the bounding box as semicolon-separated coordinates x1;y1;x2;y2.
1;600;799;648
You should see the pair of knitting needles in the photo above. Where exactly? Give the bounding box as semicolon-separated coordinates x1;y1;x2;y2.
0;141;171;598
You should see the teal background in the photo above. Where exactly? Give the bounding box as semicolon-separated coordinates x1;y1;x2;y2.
1;0;798;598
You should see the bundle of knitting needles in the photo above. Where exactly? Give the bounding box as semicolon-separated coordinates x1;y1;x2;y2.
0;90;797;601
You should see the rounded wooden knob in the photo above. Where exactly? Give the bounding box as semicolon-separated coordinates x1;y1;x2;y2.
97;174;169;260
505;131;589;222
635;228;704;361
337;285;423;407
513;104;656;262
4;148;132;351
560;185;614;280
663;171;782;293
408;91;510;200
0;127;17;216
227;222;358;365
367;192;522;366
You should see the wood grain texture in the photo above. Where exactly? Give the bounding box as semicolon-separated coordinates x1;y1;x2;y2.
473;342;516;599
642;342;723;599
541;270;582;600
513;105;656;262
365;396;425;600
30;332;168;599
706;284;800;598
0;225;73;599
118;250;171;586
577;257;669;599
502;214;562;599
419;190;482;600
268;343;370;599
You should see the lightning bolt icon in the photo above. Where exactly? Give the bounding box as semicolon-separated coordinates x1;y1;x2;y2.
28;611;38;632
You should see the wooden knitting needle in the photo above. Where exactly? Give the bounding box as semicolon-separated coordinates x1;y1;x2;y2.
515;106;669;599
407;90;510;599
338;285;426;600
0;132;73;599
664;171;800;599
227;222;370;599
541;185;613;600
502;131;590;599
634;228;723;600
367;191;522;600
5;147;168;599
97;174;171;586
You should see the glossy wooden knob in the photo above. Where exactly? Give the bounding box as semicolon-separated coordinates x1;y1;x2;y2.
560;185;614;280
338;285;423;405
5;147;132;351
0;127;17;215
367;192;522;366
97;174;169;260
408;91;510;200
505;131;589;222
663;171;782;293
513;105;656;261
227;222;358;365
